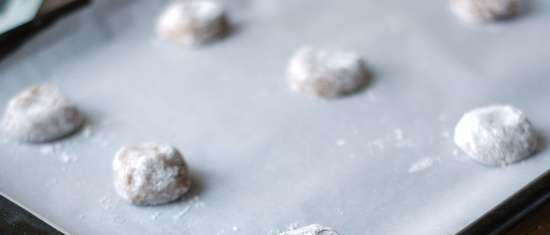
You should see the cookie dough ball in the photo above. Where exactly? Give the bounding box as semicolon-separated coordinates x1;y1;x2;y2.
1;85;83;143
157;0;228;47
113;144;191;206
278;224;340;235
454;105;538;166
287;47;368;98
450;0;522;23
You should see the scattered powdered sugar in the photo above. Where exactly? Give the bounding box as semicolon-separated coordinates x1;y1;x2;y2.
266;222;302;235
347;128;417;156
287;222;301;231
336;129;414;157
40;145;56;155
32;122;113;167
366;92;378;102
80;122;116;148
60;151;78;163
172;206;191;220
99;196;115;210
215;225;240;235
151;212;161;220
336;139;346;147
394;128;404;141
369;138;385;151
441;131;451;139
84;124;113;148
172;196;205;220
38;142;79;164
81;125;94;138
408;158;435;173
112;215;126;224
38;143;79;166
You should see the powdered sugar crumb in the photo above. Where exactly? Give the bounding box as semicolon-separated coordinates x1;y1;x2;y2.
172;196;205;220
172;206;191;220
408;158;435;173
394;128;404;140
99;196;114;210
40;145;55;155
287;222;300;230
38;143;79;164
336;139;346;147
60;151;78;163
81;125;94;138
39;143;62;155
369;138;385;151
151;212;161;220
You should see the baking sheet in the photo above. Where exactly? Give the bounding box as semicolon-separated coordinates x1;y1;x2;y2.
1;0;550;234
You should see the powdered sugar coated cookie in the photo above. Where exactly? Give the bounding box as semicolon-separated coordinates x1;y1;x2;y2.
157;0;228;47
113;143;192;206
451;0;522;23
287;47;368;98
454;105;538;166
2;85;83;143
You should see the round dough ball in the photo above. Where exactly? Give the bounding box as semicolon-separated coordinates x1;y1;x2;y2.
454;105;538;166
450;0;522;23
278;224;339;235
1;85;83;143
156;0;228;47
287;47;368;98
113;143;191;206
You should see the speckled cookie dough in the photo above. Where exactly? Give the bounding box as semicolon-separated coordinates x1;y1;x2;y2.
157;0;228;47
287;47;368;98
113;143;191;206
454;105;538;166
450;0;522;23
1;85;84;143
278;224;340;235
